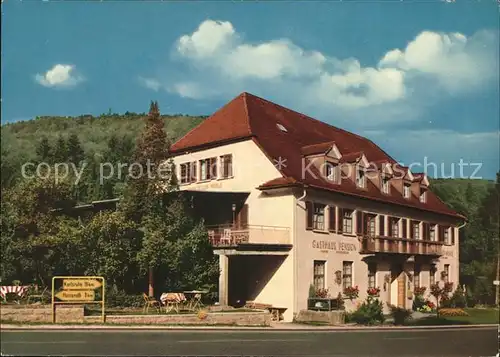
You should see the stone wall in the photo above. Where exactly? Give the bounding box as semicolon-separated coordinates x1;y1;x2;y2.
85;311;271;326
0;304;84;323
294;309;345;325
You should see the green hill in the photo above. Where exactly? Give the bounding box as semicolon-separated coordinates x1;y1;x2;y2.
1;113;205;188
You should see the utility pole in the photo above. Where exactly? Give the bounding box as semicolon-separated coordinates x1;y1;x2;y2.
495;252;499;306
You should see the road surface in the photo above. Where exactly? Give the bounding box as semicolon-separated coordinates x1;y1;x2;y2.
1;327;498;356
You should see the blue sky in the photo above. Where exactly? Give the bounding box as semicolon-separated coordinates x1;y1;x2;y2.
2;0;499;179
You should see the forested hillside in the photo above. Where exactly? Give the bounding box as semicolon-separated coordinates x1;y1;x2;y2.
0;112;498;304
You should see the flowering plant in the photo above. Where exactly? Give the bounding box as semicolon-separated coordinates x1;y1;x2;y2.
367;287;380;297
315;288;330;298
443;282;453;293
414;286;427;296
343;285;359;300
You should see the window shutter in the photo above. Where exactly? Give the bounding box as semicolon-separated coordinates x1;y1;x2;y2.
379;215;385;236
410;220;414;239
363;214;369;235
237;204;249;229
356;211;363;235
306;202;313;230
337;208;343;234
402;219;407;238
388;217;394;237
451;227;455;244
438;225;444;242
329;206;337;232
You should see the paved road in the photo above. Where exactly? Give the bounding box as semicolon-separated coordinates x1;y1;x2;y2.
1;327;498;357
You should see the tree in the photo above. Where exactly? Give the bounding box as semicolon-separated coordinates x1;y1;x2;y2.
53;135;68;163
35;137;52;163
121;101;176;223
67;133;85;164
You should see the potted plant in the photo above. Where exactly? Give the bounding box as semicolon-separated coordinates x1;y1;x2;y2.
343;286;359;300
414;286;427;297
367;287;380;298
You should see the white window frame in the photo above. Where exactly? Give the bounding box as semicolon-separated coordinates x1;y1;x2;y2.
419;189;427;203
382;177;390;194
342;261;353;289
326;162;338;183
343;209;353;234
356;169;366;188
313;204;326;231
313;261;326;290
403;183;411;198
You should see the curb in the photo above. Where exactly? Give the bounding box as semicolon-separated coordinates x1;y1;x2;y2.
1;324;497;331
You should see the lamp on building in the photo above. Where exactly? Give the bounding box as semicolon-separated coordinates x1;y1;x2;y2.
334;270;342;285
232;204;236;227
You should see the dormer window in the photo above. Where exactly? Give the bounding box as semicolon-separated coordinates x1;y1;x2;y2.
356;169;366;188
276;123;288;132
419;188;427;203
382;176;390;194
403;183;411;199
325;162;339;183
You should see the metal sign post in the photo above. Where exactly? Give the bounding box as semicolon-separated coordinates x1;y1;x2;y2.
52;276;105;323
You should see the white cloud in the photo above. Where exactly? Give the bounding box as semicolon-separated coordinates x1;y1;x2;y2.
379;30;498;92
154;19;498;124
138;76;162;92
35;64;84;88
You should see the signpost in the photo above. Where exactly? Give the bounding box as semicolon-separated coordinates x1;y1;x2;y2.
52;276;105;323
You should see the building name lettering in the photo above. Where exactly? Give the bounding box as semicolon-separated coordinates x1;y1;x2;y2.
312;240;357;252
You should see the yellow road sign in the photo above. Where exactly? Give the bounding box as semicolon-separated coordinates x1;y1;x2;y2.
55;290;95;301
63;279;102;290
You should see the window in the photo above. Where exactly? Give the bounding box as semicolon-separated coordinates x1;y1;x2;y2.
368;263;376;289
419;188;427;203
313;261;326;290
200;157;217;181
366;215;376;237
430;224;436;241
356;169;366;188
343;209;353;234
444;264;450;283
313;204;326;231
180;163;191;184
379;215;385;236
443;228;450;245
326;162;338;183
391;218;400;238
412;221;420;239
430;264;437;286
276;123;288;132
414;264;421;288
382;177;390;194
343;261;353;289
403;183;411;198
220;154;233;178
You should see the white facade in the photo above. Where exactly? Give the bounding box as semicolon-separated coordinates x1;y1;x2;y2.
172;139;461;322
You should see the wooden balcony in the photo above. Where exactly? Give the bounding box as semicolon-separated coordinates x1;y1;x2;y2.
207;225;290;247
360;236;443;256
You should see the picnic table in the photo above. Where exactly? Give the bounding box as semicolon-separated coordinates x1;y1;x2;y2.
159;291;207;313
0;286;29;302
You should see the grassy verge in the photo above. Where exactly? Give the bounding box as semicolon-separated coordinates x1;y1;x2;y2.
85;308;260;316
408;308;499;326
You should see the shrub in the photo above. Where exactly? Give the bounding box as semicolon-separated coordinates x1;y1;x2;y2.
388;304;412;325
197;309;209;320
465;291;477;308
105;287;143;308
448;286;466;308
438;308;469;317
367;287;380;297
308;284;316;298
350;296;385;325
412;295;426;311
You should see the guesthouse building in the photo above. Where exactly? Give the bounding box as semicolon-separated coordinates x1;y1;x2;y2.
169;92;464;322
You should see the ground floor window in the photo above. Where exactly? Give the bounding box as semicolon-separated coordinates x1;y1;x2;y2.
430;264;437;285
313;261;326;290
414;264;421;288
367;263;376;288
343;261;353;289
444;264;450;283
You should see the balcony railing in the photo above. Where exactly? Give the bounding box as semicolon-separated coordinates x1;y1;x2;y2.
360;236;443;256
206;225;290;247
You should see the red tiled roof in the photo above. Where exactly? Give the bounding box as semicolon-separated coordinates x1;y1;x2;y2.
300;141;336;156
170;92;463;220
